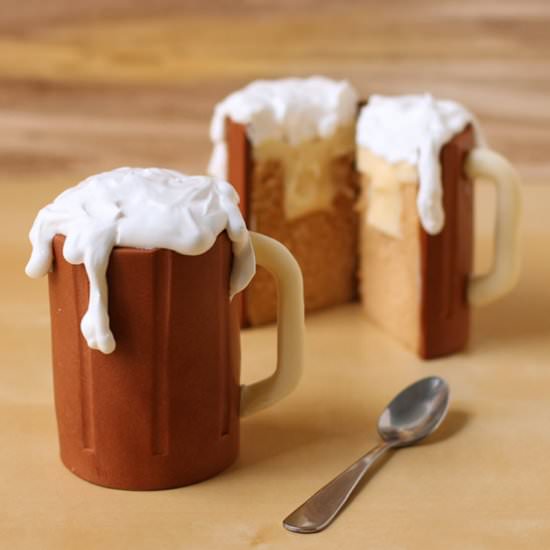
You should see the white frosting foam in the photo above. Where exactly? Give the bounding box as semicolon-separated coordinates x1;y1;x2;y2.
26;167;255;354
356;94;481;234
207;76;359;179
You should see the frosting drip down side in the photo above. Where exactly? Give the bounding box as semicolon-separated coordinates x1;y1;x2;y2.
208;76;359;181
356;94;482;235
25;167;255;354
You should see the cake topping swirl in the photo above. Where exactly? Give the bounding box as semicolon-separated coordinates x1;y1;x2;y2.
25;167;255;354
356;94;482;234
207;76;359;179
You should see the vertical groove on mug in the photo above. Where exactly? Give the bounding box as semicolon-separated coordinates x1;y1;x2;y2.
441;153;457;320
152;250;171;456
73;265;95;452
419;126;474;357
220;239;231;437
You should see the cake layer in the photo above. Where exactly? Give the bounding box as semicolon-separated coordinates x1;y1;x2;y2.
227;119;358;326
359;182;420;352
358;126;475;358
254;125;355;220
357;148;418;238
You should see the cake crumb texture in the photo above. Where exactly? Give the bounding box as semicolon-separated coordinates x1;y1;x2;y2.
246;152;358;325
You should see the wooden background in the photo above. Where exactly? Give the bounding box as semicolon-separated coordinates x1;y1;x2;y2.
0;0;548;187
2;4;550;548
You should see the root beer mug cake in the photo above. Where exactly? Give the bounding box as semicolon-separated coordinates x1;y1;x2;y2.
208;77;360;326
356;95;521;358
26;167;304;490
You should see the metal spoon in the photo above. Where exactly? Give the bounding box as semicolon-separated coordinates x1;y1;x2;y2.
283;376;450;534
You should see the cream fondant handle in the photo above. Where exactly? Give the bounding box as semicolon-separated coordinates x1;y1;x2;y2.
465;148;522;306
239;232;304;417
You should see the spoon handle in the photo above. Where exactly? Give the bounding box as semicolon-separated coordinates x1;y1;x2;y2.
283;441;393;533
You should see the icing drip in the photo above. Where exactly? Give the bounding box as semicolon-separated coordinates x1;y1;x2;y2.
207;76;359;180
356;94;482;234
26;167;255;354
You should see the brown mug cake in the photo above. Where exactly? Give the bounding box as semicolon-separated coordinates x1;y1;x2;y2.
208;77;360;326
356;95;522;358
26;168;304;490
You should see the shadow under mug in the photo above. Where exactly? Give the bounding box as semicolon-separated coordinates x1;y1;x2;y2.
48;231;304;490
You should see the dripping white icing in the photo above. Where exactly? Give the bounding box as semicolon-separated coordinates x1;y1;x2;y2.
356;94;482;235
207;76;359;180
25;167;255;354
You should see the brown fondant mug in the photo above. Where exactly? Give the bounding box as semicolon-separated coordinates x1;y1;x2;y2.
48;231;303;490
357;125;522;359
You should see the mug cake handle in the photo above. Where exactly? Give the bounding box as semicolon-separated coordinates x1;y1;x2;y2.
465;148;522;306
239;232;305;417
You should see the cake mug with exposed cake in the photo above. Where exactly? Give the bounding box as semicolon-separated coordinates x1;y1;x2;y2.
356;94;521;358
25;167;304;490
208;76;360;326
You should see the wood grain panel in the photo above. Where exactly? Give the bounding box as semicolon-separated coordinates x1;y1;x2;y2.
0;1;548;186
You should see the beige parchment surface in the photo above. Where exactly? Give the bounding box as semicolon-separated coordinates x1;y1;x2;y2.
1;1;550;547
1;180;549;549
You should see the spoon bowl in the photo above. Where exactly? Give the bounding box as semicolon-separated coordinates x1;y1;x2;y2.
378;376;450;446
